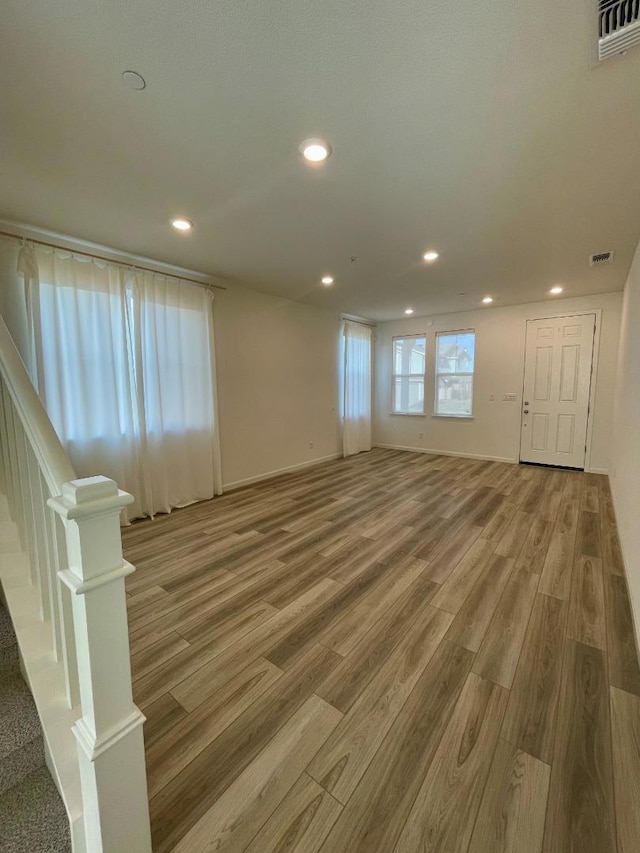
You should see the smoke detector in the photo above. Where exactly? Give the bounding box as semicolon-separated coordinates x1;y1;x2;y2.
122;71;146;90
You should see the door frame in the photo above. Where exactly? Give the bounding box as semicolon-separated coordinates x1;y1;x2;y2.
519;308;602;473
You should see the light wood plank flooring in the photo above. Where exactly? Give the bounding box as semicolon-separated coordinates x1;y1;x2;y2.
122;448;640;853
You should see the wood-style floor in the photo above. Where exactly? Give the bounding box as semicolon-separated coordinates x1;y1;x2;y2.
122;448;640;853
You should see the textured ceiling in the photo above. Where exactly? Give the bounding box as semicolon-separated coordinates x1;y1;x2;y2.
2;0;640;320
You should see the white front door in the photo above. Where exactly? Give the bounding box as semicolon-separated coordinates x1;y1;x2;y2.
520;314;596;469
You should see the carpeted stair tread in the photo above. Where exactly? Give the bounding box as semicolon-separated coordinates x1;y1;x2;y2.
0;604;18;662
0;602;45;794
0;602;16;646
0;667;44;763
0;735;45;797
0;604;71;850
0;766;71;852
0;640;20;673
0;605;20;673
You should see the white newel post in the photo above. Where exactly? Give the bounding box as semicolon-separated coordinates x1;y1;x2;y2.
48;476;152;853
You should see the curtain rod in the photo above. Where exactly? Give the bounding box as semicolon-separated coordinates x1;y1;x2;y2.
0;229;227;292
341;314;377;328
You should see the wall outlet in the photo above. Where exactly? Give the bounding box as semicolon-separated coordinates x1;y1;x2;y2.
503;393;518;402
309;441;314;449
418;431;424;439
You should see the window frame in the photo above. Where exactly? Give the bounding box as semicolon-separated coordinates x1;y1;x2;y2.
433;329;476;418
391;333;427;416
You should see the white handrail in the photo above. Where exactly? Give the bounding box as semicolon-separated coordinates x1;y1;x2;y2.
0;315;75;494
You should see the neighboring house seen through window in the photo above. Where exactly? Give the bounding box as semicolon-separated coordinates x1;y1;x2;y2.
435;330;475;416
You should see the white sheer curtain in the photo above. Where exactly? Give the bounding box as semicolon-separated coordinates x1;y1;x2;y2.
342;320;372;457
18;245;222;521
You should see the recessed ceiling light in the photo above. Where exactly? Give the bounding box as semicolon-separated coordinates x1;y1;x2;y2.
405;308;414;315
171;217;193;232
300;139;332;163
423;251;439;262
321;275;334;286
549;286;563;295
482;296;493;304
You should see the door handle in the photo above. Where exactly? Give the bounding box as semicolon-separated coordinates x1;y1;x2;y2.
523;409;529;414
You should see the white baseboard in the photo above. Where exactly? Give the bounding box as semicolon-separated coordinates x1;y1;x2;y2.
609;482;640;669
223;453;342;491
586;466;609;475
373;443;518;465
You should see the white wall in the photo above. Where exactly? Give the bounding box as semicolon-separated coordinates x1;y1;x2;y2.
214;285;341;488
374;292;622;473
0;235;343;492
0;228;624;501
610;240;640;649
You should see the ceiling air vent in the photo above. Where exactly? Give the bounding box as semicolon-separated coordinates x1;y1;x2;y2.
589;250;614;266
599;0;640;60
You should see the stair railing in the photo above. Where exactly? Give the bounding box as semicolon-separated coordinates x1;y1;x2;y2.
0;313;151;853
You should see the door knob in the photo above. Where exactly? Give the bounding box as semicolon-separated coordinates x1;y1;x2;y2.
523;409;529;414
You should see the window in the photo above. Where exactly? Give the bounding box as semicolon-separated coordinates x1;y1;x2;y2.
22;245;222;521
36;278;213;443
435;330;475;416
392;335;426;414
342;320;372;456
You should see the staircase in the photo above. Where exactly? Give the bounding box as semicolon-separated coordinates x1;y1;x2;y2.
0;602;71;852
0;311;152;852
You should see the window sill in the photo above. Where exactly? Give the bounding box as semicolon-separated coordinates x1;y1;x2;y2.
432;413;474;419
389;412;427;417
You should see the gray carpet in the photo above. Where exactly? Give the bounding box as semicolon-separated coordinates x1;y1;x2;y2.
0;604;71;852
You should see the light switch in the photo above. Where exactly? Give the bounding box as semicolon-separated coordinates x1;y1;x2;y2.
503;393;518;402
